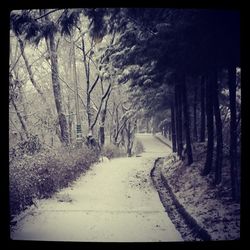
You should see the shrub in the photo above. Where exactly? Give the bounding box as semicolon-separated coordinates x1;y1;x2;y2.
9;135;42;163
133;139;144;155
9;145;99;217
101;144;127;159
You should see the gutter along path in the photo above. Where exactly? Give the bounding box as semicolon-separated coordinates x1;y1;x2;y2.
11;133;183;242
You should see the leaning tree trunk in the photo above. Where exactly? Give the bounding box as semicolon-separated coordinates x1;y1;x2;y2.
171;102;177;152
213;70;223;184
47;34;69;146
18;35;63;143
11;98;29;140
228;65;239;201
181;75;193;165
200;75;206;142
17;36;45;99
203;73;214;176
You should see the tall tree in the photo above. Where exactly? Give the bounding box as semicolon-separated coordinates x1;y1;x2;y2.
181;75;193;165
175;83;183;158
171;100;177;152
44;10;69;145
46;27;69;145
193;78;198;142
228;66;239;201
16;34;63;143
203;74;214;176
9;73;29;140
200;75;206;142
10;9;70;145
99;87;112;147
213;69;223;184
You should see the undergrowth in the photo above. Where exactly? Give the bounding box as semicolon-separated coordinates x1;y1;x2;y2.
9;144;99;218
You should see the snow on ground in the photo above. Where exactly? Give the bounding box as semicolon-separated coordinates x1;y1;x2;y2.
160;143;240;240
11;133;183;242
154;133;172;148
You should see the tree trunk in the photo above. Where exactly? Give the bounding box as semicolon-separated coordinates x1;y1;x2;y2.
99;90;111;147
168;124;171;141
110;102;115;143
193;79;198;142
99;107;107;147
11;98;29;140
47;34;69;146
228;65;239;201
67;95;73;144
87;94;92;134
17;35;63;143
127;121;132;157
175;83;183;158
126;121;134;157
71;39;82;146
181;75;193;165
171;101;177;152
81;34;92;134
99;126;105;147
213;70;223;184
200;75;206;142
17;36;45;99
203;74;214;176
146;118;149;133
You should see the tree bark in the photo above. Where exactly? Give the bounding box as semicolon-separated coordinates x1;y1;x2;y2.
99;88;112;147
67;95;73;144
228;65;239;201
181;75;193;165
125;120;135;157
146;118;149;133
200;75;206;142
126;121;132;157
175;83;183;158
47;33;69;146
203;73;214;176
193;79;198;142
213;70;223;184
81;34;92;135
171;99;177;152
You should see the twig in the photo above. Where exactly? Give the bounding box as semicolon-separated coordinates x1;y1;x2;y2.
35;9;61;20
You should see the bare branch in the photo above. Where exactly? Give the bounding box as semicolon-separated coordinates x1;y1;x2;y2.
36;47;87;110
90;83;112;130
35;9;61;20
9;52;22;73
88;75;100;95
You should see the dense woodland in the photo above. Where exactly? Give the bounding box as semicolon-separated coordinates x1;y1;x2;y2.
9;9;240;217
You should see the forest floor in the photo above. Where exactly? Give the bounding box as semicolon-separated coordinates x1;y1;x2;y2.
10;134;183;242
153;138;240;240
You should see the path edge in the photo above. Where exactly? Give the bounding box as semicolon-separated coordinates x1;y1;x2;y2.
150;157;211;241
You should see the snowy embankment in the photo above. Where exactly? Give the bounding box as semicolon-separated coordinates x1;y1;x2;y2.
155;142;240;241
11;134;183;242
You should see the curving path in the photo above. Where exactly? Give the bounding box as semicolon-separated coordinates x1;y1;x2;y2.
11;133;182;242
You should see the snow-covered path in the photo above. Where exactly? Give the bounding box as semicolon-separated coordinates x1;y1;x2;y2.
11;133;183;242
